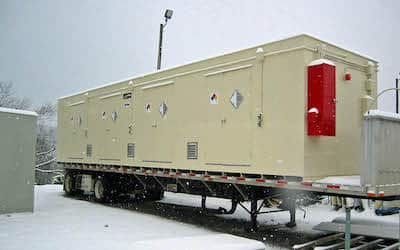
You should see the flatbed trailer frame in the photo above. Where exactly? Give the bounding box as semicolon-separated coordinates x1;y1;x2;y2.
60;161;400;231
61;163;400;199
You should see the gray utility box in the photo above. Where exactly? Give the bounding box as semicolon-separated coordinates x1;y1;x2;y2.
0;107;37;214
362;110;400;186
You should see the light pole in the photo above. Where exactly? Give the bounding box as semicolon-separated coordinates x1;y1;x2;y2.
157;9;173;70
396;73;399;114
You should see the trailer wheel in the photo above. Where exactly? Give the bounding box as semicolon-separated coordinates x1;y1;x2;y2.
145;188;164;201
64;172;76;195
93;177;112;203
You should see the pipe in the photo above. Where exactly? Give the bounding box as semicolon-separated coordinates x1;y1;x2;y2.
157;23;164;70
345;207;351;250
396;78;399;114
367;87;400;112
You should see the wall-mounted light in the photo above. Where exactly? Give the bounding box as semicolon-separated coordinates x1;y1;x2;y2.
345;71;351;81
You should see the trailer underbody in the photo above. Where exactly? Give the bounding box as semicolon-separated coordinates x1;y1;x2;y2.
60;162;400;232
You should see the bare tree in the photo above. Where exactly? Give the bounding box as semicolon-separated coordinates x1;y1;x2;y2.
35;102;56;118
0;81;31;109
35;102;57;153
35;102;58;184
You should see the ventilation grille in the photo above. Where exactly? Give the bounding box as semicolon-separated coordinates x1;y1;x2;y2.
127;143;135;158
86;144;92;157
123;92;132;99
187;142;198;160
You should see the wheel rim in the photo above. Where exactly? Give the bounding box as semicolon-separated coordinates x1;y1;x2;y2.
94;179;104;200
64;175;73;193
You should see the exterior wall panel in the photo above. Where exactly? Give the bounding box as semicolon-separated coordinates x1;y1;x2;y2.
362;112;400;186
0;109;37;214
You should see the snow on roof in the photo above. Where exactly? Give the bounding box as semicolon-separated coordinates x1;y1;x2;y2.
308;58;335;66
0;107;38;117
365;109;400;121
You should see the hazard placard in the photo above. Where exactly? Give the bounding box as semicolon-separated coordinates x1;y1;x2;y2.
210;92;218;105
230;90;243;109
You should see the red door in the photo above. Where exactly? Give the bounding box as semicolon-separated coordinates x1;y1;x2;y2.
307;60;336;136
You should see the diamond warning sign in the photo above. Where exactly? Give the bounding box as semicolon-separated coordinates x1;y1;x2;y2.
210;92;218;105
159;102;168;117
230;89;243;108
145;103;151;112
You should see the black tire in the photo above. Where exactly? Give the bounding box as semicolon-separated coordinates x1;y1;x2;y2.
145;188;164;201
64;172;76;195
93;176;114;203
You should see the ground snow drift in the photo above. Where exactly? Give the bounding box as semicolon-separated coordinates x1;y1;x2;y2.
134;234;266;250
0;185;265;250
1;185;398;250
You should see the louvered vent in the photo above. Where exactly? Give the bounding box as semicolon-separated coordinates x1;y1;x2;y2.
123;92;132;99
127;143;135;158
187;142;198;160
86;144;93;157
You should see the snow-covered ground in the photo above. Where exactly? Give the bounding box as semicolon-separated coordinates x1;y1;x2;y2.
160;191;399;247
0;185;266;250
1;185;399;250
162;191;399;235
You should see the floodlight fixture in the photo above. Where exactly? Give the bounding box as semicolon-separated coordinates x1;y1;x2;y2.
164;9;173;20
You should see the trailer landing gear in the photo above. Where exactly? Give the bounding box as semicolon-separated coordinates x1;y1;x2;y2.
250;199;258;231
201;195;238;215
199;189;298;232
238;197;297;232
286;197;297;228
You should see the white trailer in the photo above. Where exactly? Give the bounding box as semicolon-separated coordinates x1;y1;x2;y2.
58;35;400;232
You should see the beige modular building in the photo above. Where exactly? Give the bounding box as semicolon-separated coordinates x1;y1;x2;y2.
57;34;378;181
0;107;37;214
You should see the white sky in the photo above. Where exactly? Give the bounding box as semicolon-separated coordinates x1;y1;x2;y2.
1;0;399;111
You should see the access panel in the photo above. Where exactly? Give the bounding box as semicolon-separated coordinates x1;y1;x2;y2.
307;60;336;136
